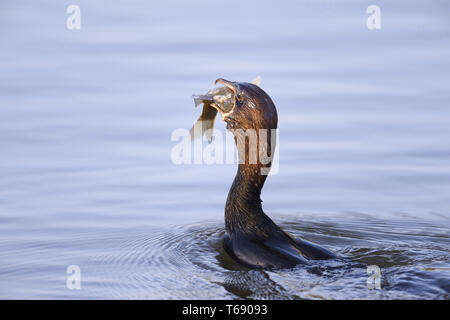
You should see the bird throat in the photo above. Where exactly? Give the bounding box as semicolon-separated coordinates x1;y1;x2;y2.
224;129;276;234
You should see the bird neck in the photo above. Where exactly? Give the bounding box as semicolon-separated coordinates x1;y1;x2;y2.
224;129;276;234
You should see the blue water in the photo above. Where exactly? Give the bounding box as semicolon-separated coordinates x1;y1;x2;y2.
0;0;449;299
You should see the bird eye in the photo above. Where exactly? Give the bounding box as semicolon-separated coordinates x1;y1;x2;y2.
236;93;243;102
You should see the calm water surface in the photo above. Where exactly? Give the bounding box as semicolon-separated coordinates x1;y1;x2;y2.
0;0;449;299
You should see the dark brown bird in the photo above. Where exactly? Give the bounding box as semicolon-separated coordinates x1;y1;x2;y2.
193;78;336;269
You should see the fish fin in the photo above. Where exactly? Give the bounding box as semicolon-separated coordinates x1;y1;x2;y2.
251;76;262;86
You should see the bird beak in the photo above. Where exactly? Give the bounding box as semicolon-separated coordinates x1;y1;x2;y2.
213;78;240;120
215;78;237;94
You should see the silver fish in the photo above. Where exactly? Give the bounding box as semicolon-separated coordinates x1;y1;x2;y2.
190;77;261;143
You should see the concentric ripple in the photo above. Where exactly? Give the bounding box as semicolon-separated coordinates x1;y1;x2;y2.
81;214;450;299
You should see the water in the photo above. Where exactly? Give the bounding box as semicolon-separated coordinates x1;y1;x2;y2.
0;0;449;299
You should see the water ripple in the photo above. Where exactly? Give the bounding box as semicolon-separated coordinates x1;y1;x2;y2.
76;216;450;299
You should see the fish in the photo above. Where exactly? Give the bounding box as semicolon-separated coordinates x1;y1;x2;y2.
190;76;262;143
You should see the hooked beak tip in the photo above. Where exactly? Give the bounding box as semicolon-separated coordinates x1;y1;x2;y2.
214;78;236;93
214;78;226;85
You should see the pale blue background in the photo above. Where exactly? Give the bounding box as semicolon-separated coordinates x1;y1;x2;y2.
0;0;449;299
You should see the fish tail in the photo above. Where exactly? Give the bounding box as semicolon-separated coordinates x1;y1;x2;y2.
189;118;215;143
